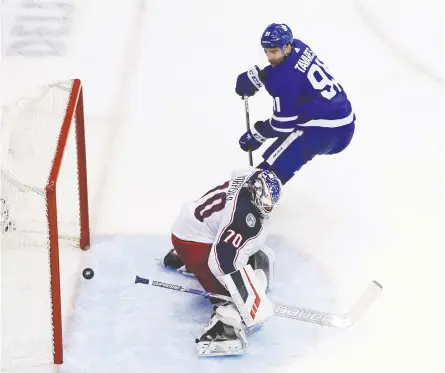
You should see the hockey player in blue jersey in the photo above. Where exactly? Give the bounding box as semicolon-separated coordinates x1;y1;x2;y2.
236;23;355;185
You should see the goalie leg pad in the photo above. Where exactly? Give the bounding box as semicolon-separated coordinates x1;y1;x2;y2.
253;269;268;291
197;303;247;357
216;303;248;347
223;264;274;327
248;245;275;290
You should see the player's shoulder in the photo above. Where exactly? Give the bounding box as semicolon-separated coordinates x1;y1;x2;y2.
231;188;263;234
292;39;320;75
263;64;274;77
292;38;311;54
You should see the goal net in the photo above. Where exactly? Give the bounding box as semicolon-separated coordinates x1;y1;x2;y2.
1;79;90;369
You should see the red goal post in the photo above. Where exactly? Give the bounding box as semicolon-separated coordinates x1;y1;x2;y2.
1;78;90;367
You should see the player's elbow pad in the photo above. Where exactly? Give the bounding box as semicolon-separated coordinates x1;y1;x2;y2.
255;120;282;139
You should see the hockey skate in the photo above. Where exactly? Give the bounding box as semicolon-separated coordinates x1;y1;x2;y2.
162;249;194;276
196;302;247;357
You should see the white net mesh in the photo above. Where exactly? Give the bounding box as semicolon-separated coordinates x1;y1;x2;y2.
1;80;85;369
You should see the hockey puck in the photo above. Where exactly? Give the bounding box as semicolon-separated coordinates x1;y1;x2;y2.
82;268;94;280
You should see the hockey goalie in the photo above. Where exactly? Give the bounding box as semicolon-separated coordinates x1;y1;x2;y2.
162;167;282;356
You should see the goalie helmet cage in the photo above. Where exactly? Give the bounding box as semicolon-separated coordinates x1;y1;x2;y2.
1;79;90;367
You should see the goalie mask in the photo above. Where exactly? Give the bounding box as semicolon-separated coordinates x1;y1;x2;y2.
249;170;282;216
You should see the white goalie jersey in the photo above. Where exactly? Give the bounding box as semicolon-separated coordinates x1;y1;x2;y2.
171;169;269;281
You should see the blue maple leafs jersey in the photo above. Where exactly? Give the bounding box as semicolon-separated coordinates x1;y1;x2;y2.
260;39;355;136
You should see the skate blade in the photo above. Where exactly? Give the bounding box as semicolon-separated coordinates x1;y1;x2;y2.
197;340;246;357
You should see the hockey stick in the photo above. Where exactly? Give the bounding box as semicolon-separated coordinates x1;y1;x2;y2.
135;275;382;329
272;281;383;328
135;275;232;302
243;96;254;167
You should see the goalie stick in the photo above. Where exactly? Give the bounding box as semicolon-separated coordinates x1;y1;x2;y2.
135;275;382;329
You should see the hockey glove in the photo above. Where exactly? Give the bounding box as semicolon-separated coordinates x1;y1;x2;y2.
235;66;266;97
239;121;267;152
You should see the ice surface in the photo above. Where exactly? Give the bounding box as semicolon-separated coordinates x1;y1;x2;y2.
61;234;337;373
1;0;444;372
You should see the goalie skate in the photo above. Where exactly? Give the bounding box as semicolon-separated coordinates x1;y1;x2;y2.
159;249;194;276
197;336;245;356
196;303;247;356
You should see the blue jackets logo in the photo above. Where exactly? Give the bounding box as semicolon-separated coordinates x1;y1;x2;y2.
246;213;256;228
